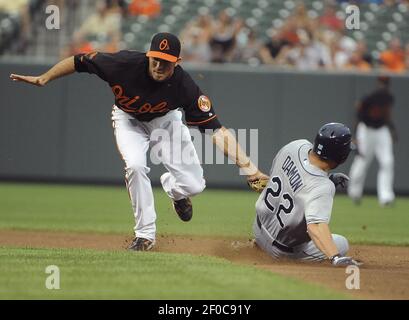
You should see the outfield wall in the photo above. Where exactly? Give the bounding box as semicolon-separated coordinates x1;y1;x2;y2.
1;62;408;193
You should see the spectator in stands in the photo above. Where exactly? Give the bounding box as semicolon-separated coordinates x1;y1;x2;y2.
279;16;301;45
209;10;241;63
180;13;213;44
319;3;343;31
259;18;300;65
63;0;122;57
356;40;373;67
325;28;357;68
128;0;161;18
106;0;128;16
0;0;31;52
0;0;29;20
180;13;213;64
180;27;212;64
278;30;331;70
232;27;262;65
259;30;290;65
292;2;315;31
338;31;357;56
333;44;364;70
310;27;333;68
344;50;372;71
332;38;373;71
379;38;406;73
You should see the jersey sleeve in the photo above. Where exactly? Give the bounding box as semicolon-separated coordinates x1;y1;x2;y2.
74;51;119;83
358;94;370;119
304;182;335;224
181;72;222;131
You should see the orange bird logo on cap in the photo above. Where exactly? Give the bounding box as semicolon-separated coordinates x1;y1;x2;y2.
159;39;170;51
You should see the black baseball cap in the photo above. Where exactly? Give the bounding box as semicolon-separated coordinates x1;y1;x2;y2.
146;32;181;63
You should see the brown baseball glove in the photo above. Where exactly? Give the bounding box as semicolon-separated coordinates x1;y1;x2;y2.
247;177;269;193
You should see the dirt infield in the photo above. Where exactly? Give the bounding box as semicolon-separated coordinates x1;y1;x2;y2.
1;229;408;299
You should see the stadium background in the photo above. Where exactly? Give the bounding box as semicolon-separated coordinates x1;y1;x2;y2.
0;0;409;300
1;0;409;193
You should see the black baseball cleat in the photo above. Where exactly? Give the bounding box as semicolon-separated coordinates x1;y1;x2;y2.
128;237;155;251
173;198;193;222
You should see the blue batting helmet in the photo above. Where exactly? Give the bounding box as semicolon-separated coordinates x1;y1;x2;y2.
313;123;353;164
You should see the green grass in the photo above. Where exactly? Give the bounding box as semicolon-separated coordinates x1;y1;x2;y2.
0;182;407;299
0;183;258;237
331;196;409;246
0;183;408;245
0;247;346;299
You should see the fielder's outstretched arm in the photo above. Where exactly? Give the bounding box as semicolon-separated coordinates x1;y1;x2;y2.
10;56;75;86
212;126;268;182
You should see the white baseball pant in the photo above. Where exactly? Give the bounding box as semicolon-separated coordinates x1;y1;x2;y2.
253;218;349;261
111;106;206;241
348;122;395;205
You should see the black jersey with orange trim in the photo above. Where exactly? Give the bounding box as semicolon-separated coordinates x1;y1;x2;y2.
74;50;221;130
358;88;394;128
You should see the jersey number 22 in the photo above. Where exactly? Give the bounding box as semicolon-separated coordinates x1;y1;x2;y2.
264;176;294;228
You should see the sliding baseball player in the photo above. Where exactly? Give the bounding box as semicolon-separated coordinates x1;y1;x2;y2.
254;123;361;266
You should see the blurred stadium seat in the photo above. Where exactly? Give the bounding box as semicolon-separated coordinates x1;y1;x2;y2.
0;0;408;72
121;0;408;64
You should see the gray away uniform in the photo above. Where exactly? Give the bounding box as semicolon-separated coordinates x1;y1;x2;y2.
254;139;349;261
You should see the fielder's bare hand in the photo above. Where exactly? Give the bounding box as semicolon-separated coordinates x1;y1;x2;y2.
9;56;75;87
10;74;49;87
247;170;269;182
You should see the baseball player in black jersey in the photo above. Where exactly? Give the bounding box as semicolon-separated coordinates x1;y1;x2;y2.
348;76;396;206
10;33;268;251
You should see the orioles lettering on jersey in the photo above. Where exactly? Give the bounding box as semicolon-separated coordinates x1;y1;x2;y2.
74;51;222;127
111;84;169;114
